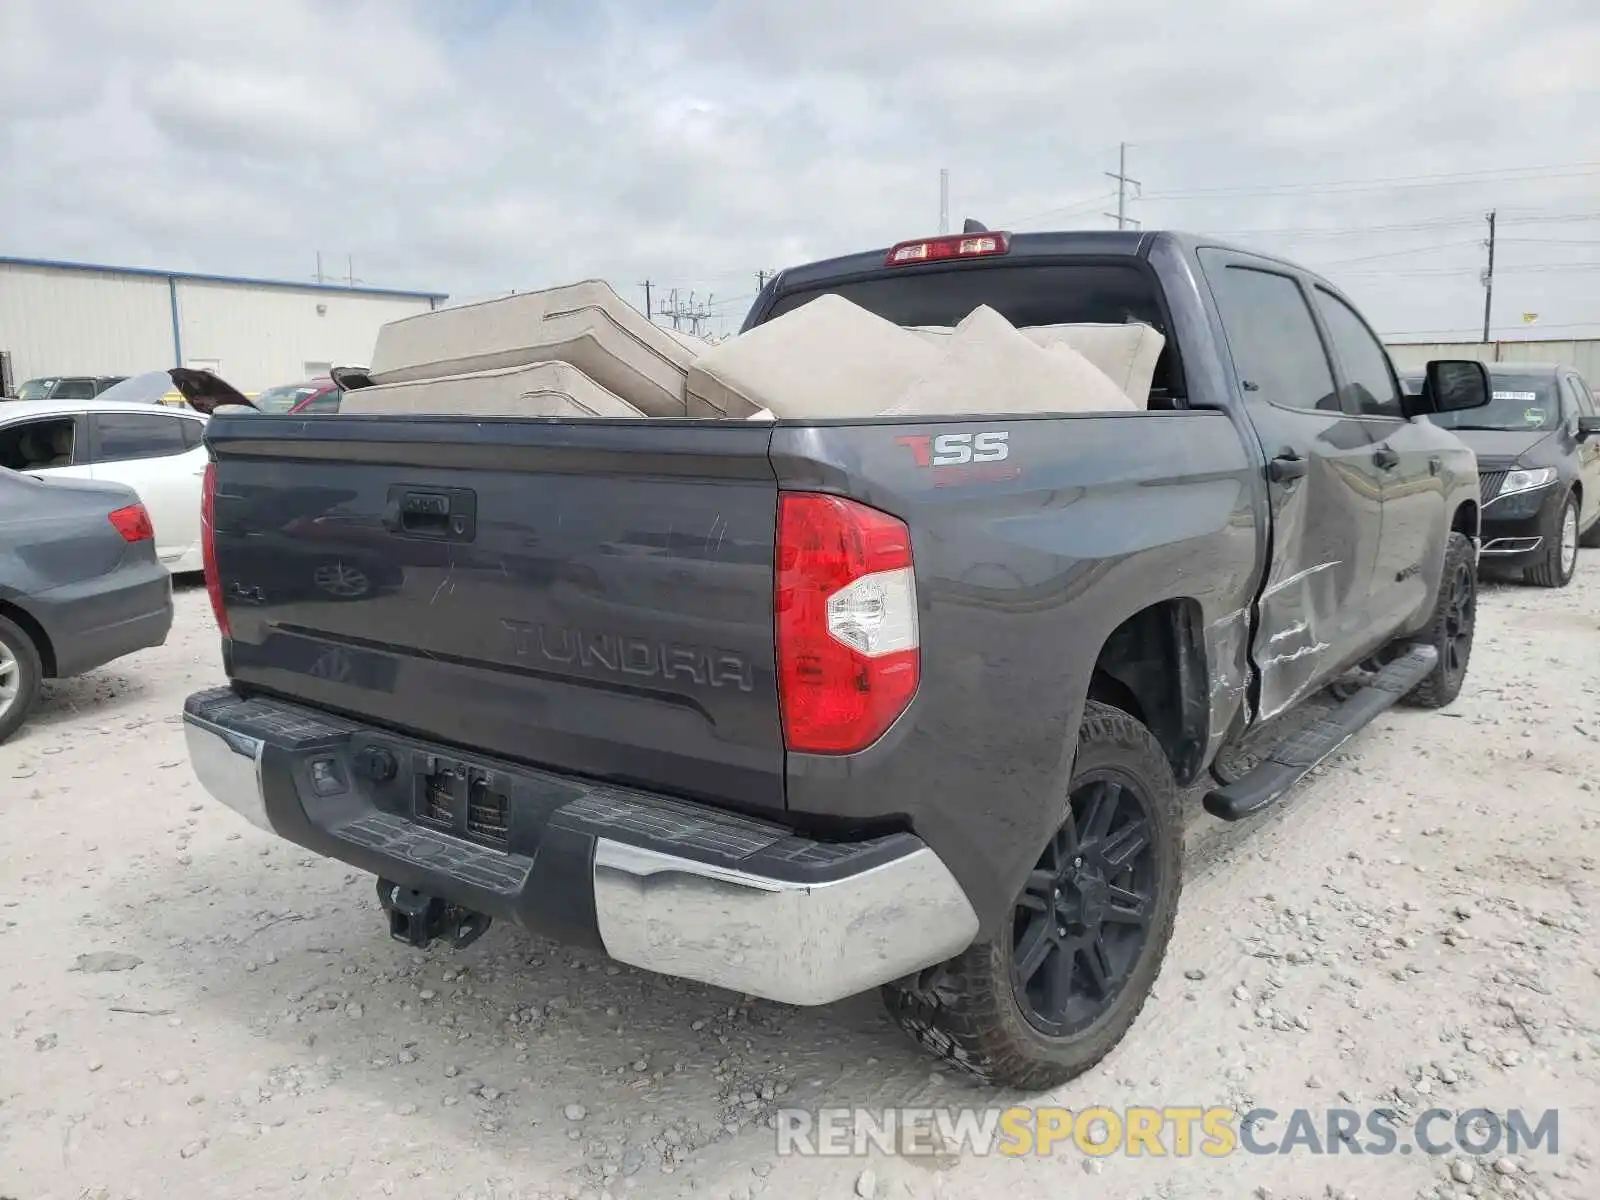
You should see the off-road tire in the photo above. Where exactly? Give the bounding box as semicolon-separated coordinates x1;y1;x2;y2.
1401;531;1476;709
880;701;1182;1090
1523;493;1579;588
0;613;44;745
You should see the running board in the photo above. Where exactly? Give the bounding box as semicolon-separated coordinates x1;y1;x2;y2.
1203;644;1438;822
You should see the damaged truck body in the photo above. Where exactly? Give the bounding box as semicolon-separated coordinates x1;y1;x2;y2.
183;229;1492;1089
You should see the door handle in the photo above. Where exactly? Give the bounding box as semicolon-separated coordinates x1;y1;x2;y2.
1428;455;1442;476
1373;446;1400;470
1268;451;1308;483
383;485;477;541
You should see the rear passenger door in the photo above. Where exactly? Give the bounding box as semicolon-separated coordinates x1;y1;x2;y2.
1198;250;1385;721
1309;285;1447;637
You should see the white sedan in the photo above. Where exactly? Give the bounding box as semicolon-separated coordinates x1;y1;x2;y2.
0;390;208;574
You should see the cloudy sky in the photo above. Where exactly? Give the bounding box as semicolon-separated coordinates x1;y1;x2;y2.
3;0;1599;339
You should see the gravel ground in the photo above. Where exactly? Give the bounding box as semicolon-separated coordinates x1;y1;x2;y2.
2;568;1597;1200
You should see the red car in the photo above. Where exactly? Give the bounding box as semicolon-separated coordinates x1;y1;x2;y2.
252;376;341;415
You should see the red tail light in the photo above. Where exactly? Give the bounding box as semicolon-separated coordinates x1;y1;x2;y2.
200;461;230;636
885;232;1011;266
108;504;154;543
776;493;919;754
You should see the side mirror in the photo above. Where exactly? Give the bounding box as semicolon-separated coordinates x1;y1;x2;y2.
1577;415;1600;442
1400;359;1491;419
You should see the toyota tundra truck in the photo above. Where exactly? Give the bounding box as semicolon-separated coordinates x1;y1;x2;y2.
182;229;1492;1090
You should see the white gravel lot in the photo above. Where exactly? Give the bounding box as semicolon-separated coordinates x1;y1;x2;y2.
2;568;1597;1200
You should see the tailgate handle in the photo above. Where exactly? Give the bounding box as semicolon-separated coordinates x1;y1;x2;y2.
385;487;477;541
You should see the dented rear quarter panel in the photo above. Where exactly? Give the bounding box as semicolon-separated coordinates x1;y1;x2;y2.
770;409;1262;933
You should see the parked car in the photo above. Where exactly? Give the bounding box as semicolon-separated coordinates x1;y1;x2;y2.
10;375;127;402
181;228;1491;1091
0;393;209;573
252;376;341;415
0;468;174;742
1401;362;1600;586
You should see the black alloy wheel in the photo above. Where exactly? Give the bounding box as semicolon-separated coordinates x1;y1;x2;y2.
1011;775;1157;1037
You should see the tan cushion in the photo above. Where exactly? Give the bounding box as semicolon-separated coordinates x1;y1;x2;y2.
901;321;1161;406
686;294;938;419
1024;323;1163;406
367;280;695;417
881;306;1137;418
337;360;647;418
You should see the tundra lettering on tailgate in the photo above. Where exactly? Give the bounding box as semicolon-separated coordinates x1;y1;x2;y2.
896;430;1021;485
502;619;754;691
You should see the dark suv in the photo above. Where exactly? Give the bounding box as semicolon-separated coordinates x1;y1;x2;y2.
1402;361;1600;586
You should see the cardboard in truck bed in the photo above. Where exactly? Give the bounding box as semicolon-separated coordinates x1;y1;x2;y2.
366;280;695;417
883;306;1138;418
687;294;940;419
337;360;648;419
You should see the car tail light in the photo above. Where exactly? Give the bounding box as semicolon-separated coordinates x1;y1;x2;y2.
108;504;154;543
776;493;919;754
201;461;230;636
885;232;1011;267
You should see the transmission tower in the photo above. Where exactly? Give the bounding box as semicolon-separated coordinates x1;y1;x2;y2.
656;289;715;337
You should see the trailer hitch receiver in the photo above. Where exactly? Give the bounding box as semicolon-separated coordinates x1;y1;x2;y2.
377;880;492;950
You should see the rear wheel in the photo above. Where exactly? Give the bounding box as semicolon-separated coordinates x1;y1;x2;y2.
1401;531;1476;709
1523;493;1579;588
880;702;1181;1090
0;614;44;745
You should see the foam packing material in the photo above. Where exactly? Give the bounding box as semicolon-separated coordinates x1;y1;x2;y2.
367;280;696;417
905;320;1162;407
686;294;939;419
337;361;648;419
881;306;1137;418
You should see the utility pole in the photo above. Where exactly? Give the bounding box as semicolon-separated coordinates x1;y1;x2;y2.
757;270;770;291
939;168;950;235
640;280;654;321
314;251;325;284
1104;142;1142;230
1481;210;1497;343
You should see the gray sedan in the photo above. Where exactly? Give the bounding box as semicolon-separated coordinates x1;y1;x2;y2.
0;467;175;742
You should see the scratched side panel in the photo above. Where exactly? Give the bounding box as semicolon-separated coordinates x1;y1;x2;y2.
206;417;787;814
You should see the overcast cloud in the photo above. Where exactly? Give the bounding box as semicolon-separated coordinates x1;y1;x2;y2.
3;0;1598;338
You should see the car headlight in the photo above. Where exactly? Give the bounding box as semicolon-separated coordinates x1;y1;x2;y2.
1498;467;1557;497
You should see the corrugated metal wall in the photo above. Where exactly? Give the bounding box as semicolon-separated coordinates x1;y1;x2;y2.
0;263;172;380
1386;339;1600;380
0;262;438;392
173;279;432;389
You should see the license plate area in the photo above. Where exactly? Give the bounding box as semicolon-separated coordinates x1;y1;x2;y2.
413;754;511;850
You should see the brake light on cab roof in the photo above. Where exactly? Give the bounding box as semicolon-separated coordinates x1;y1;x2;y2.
885;232;1011;266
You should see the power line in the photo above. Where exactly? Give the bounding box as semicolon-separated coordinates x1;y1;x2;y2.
1144;161;1600;201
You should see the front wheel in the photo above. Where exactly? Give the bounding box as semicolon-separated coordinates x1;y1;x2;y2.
1400;530;1476;709
1523;493;1580;588
881;701;1182;1090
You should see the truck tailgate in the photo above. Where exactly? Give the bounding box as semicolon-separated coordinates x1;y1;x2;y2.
206;417;785;814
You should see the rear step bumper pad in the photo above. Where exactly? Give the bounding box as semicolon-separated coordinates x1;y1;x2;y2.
181;687;978;1007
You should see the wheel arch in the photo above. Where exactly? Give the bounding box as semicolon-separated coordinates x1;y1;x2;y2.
0;597;56;678
1086;597;1209;786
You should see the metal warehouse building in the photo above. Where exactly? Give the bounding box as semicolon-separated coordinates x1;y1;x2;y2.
0;256;447;394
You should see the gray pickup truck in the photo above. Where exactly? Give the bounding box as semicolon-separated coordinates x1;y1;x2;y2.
182;229;1492;1089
